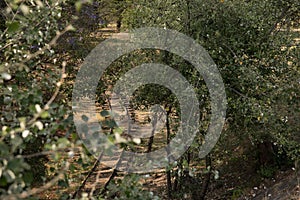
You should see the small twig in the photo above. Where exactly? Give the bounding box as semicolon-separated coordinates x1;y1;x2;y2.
267;6;290;37
0;42;13;51
4;23;72;137
27;60;66;126
22;25;73;63
227;87;250;99
71;152;104;199
199;154;212;200
16;147;82;159
9;58;67;136
165;105;172;200
18;150;53;159
147;105;166;153
89;162;105;197
0;0;20;38
99;150;125;197
2;163;69;200
249;6;290;44
221;43;237;58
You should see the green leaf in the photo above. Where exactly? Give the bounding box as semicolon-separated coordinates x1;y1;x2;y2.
41;111;50;119
75;0;93;12
213;170;219;180
57;138;70;148
20;4;29;15
100;110;110;117
81;115;89;122
7;158;25;173
75;1;82;12
114;127;124;134
58;179;68;188
69;164;76;172
0;142;9;156
0;176;7;187
107;120;118;128
11;135;23;152
4;169;16;183
7;22;20;33
23;171;33;185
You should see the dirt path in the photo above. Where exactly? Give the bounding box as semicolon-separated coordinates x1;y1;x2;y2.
72;92;169;197
70;23;170;198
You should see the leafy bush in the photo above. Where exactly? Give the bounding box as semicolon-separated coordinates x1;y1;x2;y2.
0;0;77;198
102;175;160;200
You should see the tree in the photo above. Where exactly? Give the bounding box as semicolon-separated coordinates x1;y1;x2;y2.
118;0;300;198
0;0;81;198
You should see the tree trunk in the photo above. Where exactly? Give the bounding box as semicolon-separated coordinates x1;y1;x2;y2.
199;154;211;200
166;105;172;199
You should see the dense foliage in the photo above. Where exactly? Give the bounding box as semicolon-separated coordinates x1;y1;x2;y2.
0;0;299;199
0;0;78;198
